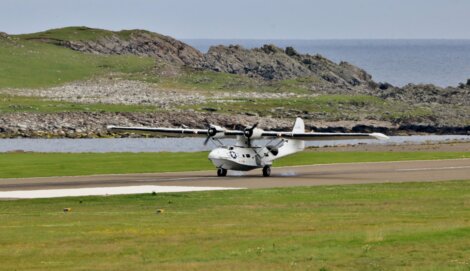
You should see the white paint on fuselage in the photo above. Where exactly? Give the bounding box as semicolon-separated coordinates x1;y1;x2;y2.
208;146;268;171
208;139;305;171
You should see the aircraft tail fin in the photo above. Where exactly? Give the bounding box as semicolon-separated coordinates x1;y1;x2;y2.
273;117;305;159
292;117;305;133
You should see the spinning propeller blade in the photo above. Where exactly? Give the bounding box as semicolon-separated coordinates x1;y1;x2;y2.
243;122;259;147
203;136;211;146
203;125;218;146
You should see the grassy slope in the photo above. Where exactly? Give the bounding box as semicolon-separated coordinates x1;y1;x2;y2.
0;181;469;270
17;26;159;42
0;35;154;89
179;95;433;122
139;68;321;94
0;94;159;113
0;151;469;179
17;26;119;41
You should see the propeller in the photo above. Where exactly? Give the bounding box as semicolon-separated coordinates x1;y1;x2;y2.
243;122;258;138
204;125;218;145
243;122;259;147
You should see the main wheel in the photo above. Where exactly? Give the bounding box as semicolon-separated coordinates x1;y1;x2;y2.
217;168;227;177
262;166;271;177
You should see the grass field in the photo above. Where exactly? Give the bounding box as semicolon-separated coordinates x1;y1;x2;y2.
0;94;159;113
0;36;154;89
179;95;433;122
0;180;469;270
0;151;469;179
17;26;136;42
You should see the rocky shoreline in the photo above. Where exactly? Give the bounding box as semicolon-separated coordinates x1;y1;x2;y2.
1;111;468;139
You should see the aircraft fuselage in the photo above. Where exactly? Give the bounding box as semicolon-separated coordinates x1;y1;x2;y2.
208;146;272;171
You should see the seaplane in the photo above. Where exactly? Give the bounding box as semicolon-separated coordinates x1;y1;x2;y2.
107;118;388;177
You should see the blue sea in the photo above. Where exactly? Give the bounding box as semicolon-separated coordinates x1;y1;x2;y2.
184;39;470;87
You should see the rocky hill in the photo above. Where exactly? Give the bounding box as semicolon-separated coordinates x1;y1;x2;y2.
20;27;469;102
196;44;373;86
380;83;470;106
20;26;203;65
20;27;375;90
1;26;468;137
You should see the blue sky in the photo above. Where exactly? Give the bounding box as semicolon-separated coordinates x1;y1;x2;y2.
1;0;470;39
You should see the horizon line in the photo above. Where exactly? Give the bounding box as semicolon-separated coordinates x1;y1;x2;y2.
181;37;470;41
4;26;470;41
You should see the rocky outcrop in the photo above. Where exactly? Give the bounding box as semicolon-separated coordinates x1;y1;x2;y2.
196;45;312;80
28;29;203;66
22;27;373;87
377;83;470;106
194;44;373;87
1;111;468;139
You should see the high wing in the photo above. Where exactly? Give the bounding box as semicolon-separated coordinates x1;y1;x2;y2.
261;131;389;141
107;125;244;138
108;125;388;141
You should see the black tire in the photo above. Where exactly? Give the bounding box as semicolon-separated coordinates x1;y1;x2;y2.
217;168;227;177
262;166;271;177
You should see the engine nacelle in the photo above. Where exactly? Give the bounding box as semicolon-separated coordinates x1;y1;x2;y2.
251;128;264;139
208;125;226;138
244;127;264;139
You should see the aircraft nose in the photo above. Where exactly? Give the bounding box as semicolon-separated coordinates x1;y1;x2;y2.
208;149;219;159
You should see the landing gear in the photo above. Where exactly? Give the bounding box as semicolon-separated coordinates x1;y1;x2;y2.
217;168;227;177
262;166;271;177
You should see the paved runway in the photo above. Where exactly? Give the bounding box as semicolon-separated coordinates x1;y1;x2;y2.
1;159;469;194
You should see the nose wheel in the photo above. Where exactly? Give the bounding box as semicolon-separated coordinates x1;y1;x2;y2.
217;168;228;177
262;166;271;177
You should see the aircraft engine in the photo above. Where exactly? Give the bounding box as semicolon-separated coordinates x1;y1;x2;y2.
244;127;263;139
204;125;225;145
243;123;263;139
207;125;225;138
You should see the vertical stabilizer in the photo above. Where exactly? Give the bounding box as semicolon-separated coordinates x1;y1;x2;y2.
292;117;305;133
274;118;305;159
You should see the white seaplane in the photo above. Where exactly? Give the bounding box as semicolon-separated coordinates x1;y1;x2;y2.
107;118;388;177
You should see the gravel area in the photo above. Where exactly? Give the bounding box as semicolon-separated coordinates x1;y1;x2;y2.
1;79;309;107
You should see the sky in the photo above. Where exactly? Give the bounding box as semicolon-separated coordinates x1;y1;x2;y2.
1;0;470;39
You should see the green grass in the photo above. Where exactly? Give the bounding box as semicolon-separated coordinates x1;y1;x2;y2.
0;151;468;179
17;26;118;42
180;95;434;122
0;37;155;88
0;180;469;270
17;26;161;42
125;67;320;94
0;94;159;113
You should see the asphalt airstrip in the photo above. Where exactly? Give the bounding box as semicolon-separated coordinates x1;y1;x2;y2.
1;158;468;199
